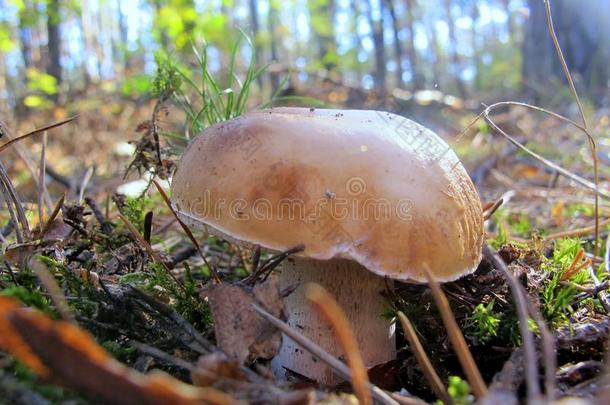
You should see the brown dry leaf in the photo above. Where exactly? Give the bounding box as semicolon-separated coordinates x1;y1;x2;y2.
0;296;238;405
201;275;283;364
191;352;247;387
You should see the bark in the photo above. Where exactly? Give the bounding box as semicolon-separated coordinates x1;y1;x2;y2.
267;0;280;93
384;0;404;88
522;0;610;103
366;0;386;98
443;0;466;97
46;0;62;92
405;0;422;89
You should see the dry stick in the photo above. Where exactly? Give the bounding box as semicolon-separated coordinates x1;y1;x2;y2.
252;304;399;405
543;0;599;257
397;311;453;405
543;218;610;241
306;283;372;405
482;245;543;403
78;167;94;203
0;161;30;241
483;198;504;221
423;266;487;399
38;131;48;225
40;194;65;237
0;116;78;154
118;213;186;293
152;179;221;283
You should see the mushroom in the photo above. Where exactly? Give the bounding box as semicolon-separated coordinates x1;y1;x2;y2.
170;107;484;384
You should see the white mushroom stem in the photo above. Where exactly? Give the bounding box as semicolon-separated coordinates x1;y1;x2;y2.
272;258;395;385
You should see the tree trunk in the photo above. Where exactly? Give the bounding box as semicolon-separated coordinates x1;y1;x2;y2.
268;0;280;94
384;0;403;88
405;0;422;89
308;0;337;72
522;0;610;104
46;0;62;97
443;0;466;98
366;0;386;98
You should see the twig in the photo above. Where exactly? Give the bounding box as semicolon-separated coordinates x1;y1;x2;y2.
152;179;221;283
397;311;453;405
252;304;399;405
0;160;30;242
118;213;186;293
482;102;607;199
37;131;48;226
39;194;65;238
483;198;504;221
306;283;372;405
84;197;113;235
482;244;542;402
543;218;610;241
0;115;77;154
423;266;487;399
78;167;94;203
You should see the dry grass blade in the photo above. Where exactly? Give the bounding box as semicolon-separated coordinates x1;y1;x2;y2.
397;311;453;405
251;304;399;405
0;116;77;154
543;218;610;241
423;266;487;399
482;102;606;199
152;179;221;283
306;283;372;405
78;167;94;203
0;161;30;243
38;132;48;225
31;259;73;321
482;244;543;402
543;0;599;256
118;213;186;293
40;194;65;238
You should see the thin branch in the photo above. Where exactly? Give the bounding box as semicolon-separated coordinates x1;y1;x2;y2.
152;179;221;282
0;116;77;154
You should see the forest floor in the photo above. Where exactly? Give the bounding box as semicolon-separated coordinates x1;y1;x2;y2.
1;79;610;405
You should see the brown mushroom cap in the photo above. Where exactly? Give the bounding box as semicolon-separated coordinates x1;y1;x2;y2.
171;108;484;281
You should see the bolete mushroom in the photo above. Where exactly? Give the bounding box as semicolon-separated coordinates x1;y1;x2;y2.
170;108;484;384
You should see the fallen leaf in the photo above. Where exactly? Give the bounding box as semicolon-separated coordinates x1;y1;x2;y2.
201;276;283;364
0;296;238;405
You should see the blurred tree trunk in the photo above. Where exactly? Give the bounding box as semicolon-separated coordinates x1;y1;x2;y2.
248;0;264;88
426;20;442;89
443;0;466;97
470;1;481;89
46;0;62;95
308;0;337;72
522;0;610;103
117;0;129;70
366;0;386;98
267;0;280;94
384;0;403;88
405;0;422;89
500;0;514;37
17;3;33;69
